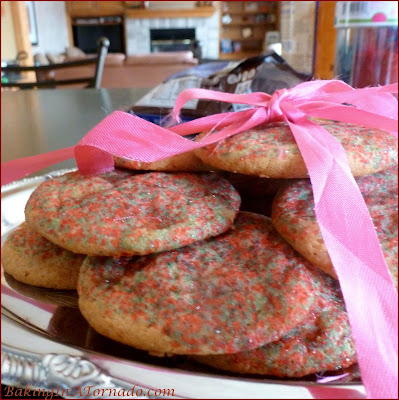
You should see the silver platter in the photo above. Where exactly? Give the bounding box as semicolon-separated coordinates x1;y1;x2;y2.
1;170;365;399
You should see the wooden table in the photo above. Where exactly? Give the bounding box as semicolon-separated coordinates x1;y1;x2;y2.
1;88;150;175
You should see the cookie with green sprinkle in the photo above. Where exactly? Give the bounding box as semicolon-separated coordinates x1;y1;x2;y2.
193;274;357;377
25;170;241;256
195;120;398;178
78;212;325;355
271;168;398;284
1;222;84;289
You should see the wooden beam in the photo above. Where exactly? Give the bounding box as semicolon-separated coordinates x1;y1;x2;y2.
125;6;216;19
10;1;34;66
66;12;74;46
314;1;337;80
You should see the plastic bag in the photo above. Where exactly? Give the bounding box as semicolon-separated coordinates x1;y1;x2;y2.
129;51;311;124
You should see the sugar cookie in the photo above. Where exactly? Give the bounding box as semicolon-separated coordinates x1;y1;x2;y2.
193;275;356;377
25;170;241;256
272;168;398;283
195;120;397;178
1;222;84;289
78;212;325;355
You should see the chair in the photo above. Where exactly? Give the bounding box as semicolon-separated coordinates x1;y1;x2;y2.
1;37;110;89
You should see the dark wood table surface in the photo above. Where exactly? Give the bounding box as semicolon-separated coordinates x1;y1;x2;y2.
1;88;150;176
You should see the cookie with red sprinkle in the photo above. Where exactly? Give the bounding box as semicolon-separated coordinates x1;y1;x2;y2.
193;274;357;377
78;212;326;355
194;120;398;178
1;222;84;289
25;170;241;256
114;151;209;172
271;168;398;284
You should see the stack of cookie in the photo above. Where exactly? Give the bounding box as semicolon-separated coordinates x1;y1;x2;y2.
2;119;397;379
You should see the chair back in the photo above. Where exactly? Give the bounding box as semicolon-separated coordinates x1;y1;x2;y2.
1;37;110;89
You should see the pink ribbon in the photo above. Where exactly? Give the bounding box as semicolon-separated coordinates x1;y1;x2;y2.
1;80;398;399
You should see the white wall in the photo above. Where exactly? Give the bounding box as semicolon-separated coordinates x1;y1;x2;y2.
31;1;70;55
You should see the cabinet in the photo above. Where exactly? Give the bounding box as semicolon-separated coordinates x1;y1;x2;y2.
218;1;279;60
66;2;125;17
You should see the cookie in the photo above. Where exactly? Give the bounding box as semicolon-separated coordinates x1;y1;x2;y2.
195;120;398;178
114;151;209;172
1;222;84;289
271;168;398;283
78;212;325;355
25;170;241;256
193;274;356;377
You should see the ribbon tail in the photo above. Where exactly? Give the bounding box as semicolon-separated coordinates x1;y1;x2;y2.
75;112;201;175
313;89;398;120
198;108;268;145
307;106;398;135
285;112;398;399
170;110;255;136
1;147;75;186
375;82;398;93
172;88;271;120
74;110;269;176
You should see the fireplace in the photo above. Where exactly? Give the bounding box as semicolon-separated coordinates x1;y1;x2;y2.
72;16;125;53
150;28;196;52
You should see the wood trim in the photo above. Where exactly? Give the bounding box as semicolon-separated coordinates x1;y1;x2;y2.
10;1;34;80
125;6;216;19
219;51;260;60
10;1;33;65
66;12;74;46
68;9;122;17
314;1;337;79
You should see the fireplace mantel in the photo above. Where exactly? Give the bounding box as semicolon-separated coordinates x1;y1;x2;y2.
125;6;216;19
125;6;220;59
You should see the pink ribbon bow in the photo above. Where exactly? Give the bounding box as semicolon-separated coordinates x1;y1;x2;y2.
1;80;398;399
